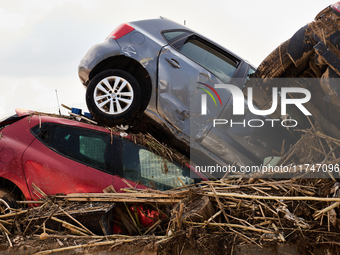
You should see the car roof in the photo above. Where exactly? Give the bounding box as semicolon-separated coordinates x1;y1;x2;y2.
0;109;112;135
31;113;115;135
129;17;189;46
129;18;250;66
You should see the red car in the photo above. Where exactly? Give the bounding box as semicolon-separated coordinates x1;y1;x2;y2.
0;109;205;210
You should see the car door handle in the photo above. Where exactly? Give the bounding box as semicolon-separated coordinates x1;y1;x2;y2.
165;58;181;69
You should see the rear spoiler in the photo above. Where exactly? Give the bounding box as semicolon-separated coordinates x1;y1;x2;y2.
15;108;34;117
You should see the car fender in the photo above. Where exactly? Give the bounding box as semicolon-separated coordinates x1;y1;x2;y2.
78;39;123;86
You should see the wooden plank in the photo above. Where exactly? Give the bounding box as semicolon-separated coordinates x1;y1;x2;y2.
64;192;186;198
203;192;340;202
65;197;181;203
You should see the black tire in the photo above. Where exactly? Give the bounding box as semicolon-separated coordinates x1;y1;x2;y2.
254;39;293;79
0;189;17;214
86;69;142;126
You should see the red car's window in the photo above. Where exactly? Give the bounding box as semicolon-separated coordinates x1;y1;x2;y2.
31;123;203;190
122;139;199;191
32;123;111;172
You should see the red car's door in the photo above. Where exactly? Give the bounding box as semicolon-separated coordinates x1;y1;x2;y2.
22;122;114;199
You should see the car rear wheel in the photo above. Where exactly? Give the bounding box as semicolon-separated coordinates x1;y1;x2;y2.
86;70;142;126
0;189;17;215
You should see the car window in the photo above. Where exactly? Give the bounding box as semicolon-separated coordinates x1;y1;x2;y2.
248;67;255;77
122;139;196;191
243;66;256;87
178;38;238;83
32;123;111;171
162;30;192;44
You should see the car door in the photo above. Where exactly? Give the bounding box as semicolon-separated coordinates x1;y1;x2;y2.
157;31;239;140
22;123;114;198
158;31;280;167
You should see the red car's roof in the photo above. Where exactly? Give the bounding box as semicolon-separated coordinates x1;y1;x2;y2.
14;108;115;135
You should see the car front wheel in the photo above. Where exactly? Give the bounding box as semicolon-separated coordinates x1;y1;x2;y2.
86;70;142;126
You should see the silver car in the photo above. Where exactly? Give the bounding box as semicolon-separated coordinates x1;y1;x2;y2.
78;18;293;169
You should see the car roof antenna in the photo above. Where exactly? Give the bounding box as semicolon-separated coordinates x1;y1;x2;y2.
55;89;62;116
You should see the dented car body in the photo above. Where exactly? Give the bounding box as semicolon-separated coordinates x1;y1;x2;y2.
0;109;205;203
79;18;294;168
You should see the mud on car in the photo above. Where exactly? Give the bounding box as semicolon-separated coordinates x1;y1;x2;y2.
251;2;340;139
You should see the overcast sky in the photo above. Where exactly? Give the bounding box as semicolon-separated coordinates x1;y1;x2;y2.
0;0;334;118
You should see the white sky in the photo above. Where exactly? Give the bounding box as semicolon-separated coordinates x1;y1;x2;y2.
0;0;334;117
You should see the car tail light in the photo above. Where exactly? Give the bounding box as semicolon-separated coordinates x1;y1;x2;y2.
108;23;134;40
331;2;340;14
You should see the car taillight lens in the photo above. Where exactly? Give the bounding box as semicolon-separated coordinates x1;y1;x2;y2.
331;2;340;14
108;23;134;40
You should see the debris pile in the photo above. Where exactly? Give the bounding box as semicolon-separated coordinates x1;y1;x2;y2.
1;165;340;254
277;128;340;177
1;124;340;254
2;111;340;255
247;4;340;140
